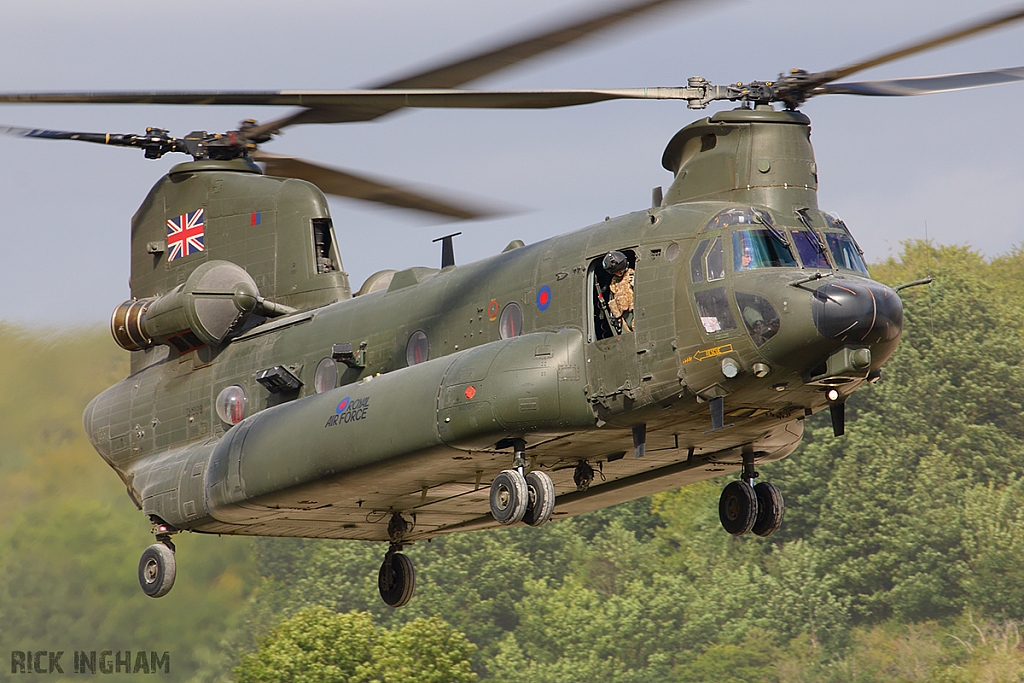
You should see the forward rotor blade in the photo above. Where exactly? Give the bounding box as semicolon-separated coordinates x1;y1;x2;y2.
806;4;1024;88
820;66;1024;97
0;88;689;110
250;150;500;220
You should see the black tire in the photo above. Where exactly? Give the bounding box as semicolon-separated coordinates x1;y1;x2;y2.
523;470;556;527
138;543;176;598
378;552;415;607
752;481;785;537
719;480;757;536
489;469;528;525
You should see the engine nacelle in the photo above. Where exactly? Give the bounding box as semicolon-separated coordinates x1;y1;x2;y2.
110;260;259;352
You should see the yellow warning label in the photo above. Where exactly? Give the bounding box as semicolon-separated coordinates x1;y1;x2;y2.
682;343;733;363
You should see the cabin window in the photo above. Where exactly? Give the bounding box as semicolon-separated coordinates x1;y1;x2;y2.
499;302;523;339
588;249;637;341
215;385;247;425
313;357;338;394
312;218;340;274
406;329;429;366
732;230;797;270
694;287;736;335
791;230;832;269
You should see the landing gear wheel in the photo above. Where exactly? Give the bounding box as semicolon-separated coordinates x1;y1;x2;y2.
752;482;785;537
378;552;415;608
490;469;529;525
138;543;176;598
719;480;757;536
523;470;556;527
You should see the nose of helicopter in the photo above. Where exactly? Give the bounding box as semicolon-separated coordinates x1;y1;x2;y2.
811;279;903;345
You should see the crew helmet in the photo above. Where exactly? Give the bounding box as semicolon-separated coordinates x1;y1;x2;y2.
602;250;629;274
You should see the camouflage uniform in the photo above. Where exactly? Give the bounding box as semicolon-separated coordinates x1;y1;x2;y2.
608;267;635;331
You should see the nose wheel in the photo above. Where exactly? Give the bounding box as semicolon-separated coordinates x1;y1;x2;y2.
718;455;785;537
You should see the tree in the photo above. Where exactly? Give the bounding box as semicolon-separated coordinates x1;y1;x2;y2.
234;608;476;683
234;607;377;683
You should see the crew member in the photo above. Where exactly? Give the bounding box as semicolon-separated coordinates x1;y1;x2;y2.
602;250;635;332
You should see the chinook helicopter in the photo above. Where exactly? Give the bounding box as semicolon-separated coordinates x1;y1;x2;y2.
3;0;1024;608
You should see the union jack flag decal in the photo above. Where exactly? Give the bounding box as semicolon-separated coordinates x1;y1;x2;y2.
167;208;205;261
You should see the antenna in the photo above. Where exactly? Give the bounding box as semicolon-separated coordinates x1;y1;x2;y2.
432;232;462;268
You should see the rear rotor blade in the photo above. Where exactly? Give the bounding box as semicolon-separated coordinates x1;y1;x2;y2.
2;124;127;145
250;151;501;220
821;66;1024;97
267;0;709;130
369;0;700;90
805;3;1024;88
0;0;708;139
0;88;689;111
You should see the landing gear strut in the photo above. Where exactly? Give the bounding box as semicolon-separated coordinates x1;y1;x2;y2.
139;520;176;598
378;512;415;607
490;439;555;526
718;454;785;537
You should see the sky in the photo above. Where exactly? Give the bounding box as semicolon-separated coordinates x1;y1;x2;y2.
1;0;1022;325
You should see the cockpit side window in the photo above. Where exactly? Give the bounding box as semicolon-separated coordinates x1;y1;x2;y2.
690;239;710;283
820;212;869;275
705;237;725;281
825;233;869;275
732;230;797;270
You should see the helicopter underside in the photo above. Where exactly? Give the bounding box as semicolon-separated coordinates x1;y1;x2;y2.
189;413;802;542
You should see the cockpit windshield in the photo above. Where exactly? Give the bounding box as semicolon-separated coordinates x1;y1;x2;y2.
791;230;831;269
733;229;797;270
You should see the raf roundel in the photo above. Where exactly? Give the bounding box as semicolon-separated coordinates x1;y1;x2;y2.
336;397;351;414
536;285;552;311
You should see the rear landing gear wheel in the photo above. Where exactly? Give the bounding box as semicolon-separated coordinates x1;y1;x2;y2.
378;551;415;608
490;469;528;525
139;543;176;598
523;470;555;527
719;480;757;536
752;482;785;537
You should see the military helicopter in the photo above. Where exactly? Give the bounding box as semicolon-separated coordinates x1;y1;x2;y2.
3;0;1023;608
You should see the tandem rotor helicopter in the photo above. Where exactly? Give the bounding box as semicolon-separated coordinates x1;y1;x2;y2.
3;0;1024;607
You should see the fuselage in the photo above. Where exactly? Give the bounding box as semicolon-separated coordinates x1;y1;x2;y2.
83;106;904;542
84;195;902;542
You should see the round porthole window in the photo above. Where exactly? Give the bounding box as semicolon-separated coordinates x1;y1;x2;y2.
314;357;338;394
499;302;523;339
215;385;247;425
406;329;429;366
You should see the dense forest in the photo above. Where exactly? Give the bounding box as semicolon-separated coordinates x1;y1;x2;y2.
1;242;1023;682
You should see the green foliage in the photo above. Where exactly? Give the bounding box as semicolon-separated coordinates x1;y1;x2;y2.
8;241;1024;682
234;608;475;683
235;608;377;683
0;325;256;681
